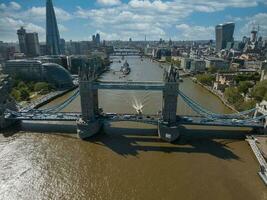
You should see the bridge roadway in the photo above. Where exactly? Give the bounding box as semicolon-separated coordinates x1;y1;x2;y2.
5;111;264;128
111;49;141;56
92;81;165;90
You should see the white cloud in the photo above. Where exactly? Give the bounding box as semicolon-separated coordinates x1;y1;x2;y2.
21;6;72;22
0;1;21;11
0;2;71;41
58;24;68;32
0;17;45;42
74;0;266;40
97;0;121;6
9;1;21;10
239;13;267;38
0;0;266;41
176;24;214;40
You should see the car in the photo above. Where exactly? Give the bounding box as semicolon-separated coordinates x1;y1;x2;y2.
182;117;192;122
124;115;131;119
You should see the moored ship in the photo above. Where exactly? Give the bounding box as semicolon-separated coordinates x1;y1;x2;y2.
120;60;131;75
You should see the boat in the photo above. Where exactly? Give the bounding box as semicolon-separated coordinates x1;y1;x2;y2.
120;60;131;75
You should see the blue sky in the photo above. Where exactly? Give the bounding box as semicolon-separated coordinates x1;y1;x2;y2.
0;0;266;42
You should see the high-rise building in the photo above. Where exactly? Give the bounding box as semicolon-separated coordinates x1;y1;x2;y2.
60;38;66;54
17;27;40;57
95;33;100;45
17;27;27;54
92;35;96;43
215;22;235;51
26;33;40;57
46;0;61;55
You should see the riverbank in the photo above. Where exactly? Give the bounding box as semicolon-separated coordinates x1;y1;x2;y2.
20;86;78;112
246;135;267;185
191;78;238;112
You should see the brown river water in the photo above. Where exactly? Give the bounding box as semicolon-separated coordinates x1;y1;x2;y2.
0;56;266;200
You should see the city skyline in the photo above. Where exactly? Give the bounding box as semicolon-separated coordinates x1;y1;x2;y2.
0;0;267;42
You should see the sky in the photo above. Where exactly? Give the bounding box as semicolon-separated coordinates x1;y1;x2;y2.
0;0;267;42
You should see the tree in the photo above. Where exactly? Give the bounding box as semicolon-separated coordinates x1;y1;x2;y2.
34;82;54;94
251;80;267;102
224;87;243;104
237;100;257;111
238;81;254;94
20;88;30;101
17;81;27;90
165;56;172;63
196;74;215;86
234;72;261;84
207;66;217;74
10;89;21;101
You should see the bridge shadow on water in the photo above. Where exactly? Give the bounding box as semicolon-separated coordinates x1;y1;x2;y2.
88;123;249;160
4;121;251;160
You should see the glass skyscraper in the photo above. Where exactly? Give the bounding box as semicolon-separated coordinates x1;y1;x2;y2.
46;0;61;55
215;22;235;51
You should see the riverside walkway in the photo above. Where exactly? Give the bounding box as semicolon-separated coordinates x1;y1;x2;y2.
246;137;267;185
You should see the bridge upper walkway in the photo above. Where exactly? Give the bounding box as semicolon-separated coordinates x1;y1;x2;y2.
92;81;165;90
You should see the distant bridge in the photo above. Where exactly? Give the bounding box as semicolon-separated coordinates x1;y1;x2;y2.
112;48;141;56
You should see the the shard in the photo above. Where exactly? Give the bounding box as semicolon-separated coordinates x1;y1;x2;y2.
46;0;61;55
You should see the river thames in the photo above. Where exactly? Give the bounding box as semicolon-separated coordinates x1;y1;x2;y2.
0;56;266;200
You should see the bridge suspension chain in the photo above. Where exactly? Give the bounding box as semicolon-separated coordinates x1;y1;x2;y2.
39;90;80;113
178;90;257;119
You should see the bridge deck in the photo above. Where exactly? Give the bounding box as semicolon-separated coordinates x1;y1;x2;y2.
93;81;165;90
5;112;265;128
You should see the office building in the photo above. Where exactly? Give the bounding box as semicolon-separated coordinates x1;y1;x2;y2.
205;57;230;70
4;60;73;88
26;33;40;57
17;27;27;55
96;33;100;45
60;38;66;54
17;27;40;57
215;22;235;51
46;0;61;55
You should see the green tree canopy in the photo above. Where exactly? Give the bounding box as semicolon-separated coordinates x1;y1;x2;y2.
224;87;243;104
34;82;54;94
238;81;254;94
196;74;215;86
20;88;30;101
10;88;21;101
251;80;267;102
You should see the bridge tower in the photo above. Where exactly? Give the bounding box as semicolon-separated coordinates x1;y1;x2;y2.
254;100;267;134
158;65;180;142
77;65;101;139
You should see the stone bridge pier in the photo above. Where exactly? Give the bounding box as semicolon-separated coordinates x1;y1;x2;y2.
158;65;180;142
77;66;102;139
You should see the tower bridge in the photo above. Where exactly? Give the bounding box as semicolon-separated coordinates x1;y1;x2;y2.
1;65;267;142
